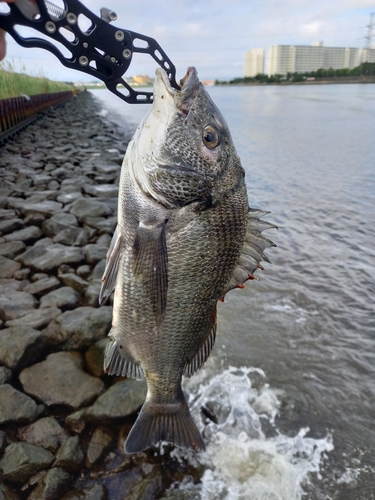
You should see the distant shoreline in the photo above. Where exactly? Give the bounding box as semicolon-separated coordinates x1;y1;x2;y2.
216;76;375;86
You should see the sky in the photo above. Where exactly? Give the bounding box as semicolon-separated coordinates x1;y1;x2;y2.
1;0;374;82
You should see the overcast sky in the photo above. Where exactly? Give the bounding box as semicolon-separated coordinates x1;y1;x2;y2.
1;0;374;82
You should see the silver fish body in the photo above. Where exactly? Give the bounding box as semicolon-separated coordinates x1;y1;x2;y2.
100;67;276;453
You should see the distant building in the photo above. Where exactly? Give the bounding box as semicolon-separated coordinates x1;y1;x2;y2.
244;49;265;77
267;43;368;76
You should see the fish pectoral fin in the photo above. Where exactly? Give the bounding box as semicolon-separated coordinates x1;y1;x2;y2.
184;307;217;378
221;208;278;296
133;220;168;328
104;336;144;381
99;225;122;305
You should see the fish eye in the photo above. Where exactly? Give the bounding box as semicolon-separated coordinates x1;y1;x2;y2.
202;125;220;149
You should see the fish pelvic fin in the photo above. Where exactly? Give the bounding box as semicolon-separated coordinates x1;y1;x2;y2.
222;208;277;296
99;225;122;305
184;307;217;378
104;337;144;381
125;392;205;454
133;219;168;328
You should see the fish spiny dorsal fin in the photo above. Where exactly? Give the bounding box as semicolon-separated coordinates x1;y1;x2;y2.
184;307;217;378
133;219;168;329
99;226;122;305
104;336;144;381
221;208;277;298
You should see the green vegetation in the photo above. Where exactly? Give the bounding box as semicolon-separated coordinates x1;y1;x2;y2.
0;61;73;99
217;62;375;85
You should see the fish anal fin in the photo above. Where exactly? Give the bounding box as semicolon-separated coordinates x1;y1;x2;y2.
104;337;144;381
133;220;168;328
125;392;205;453
184;308;217;378
99;226;122;305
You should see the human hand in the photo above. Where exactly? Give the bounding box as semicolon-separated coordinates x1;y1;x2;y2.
0;0;16;61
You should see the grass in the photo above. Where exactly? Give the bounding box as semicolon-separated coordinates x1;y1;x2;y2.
0;60;73;99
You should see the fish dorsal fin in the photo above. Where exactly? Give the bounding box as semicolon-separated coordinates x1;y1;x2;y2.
99;226;122;305
133;219;168;328
221;208;277;298
104;336;144;381
184;307;217;378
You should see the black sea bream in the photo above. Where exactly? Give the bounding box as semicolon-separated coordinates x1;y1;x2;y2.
100;66;276;453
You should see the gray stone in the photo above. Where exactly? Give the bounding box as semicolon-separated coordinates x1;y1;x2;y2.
84;281;101;307
4;226;42;244
96;217;117;235
94;161;119;175
14;267;31;280
40;287;79;310
19;352;105;408
82;484;108;500
59;273;89;293
127;469;163;500
27;467;70;500
0;278;23;293
86;379;147;421
0;326;44;370
86;426;113;467
34;237;53;247
84;338;108;378
83;244;107;265
43;306;112;349
53;227;89;247
18;417;69;452
42;213;78;238
56;192;83;205
5;307;61;329
7;199;63;217
0;241;26;259
0;366;12;384
0;442;54;483
0;291;37;321
64;409;87;434
54;435;84;472
0;218;24;235
0;256;21;278
0;430;7;454
0;385;38;424
24;212;46;226
23;276;60;295
91;259;106;280
76;265;91;279
0;482;21;500
17;244;84;272
70;198;112;219
83;184;119;198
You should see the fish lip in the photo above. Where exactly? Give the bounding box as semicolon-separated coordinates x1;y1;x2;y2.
155;66;200;110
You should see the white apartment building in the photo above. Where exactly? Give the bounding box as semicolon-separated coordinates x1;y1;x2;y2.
244;49;265;77
267;43;368;76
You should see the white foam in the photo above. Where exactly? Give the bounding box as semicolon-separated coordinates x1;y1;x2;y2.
167;365;333;500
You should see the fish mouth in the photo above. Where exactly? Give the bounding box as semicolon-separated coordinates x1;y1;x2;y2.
155;66;200;112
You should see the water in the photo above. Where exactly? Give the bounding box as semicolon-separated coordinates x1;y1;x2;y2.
90;83;375;499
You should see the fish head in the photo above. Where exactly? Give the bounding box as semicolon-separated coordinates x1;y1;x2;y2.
129;66;244;208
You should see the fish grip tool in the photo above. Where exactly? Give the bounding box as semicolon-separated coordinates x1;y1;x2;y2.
0;0;180;103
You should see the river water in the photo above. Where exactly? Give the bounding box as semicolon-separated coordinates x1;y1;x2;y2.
91;83;375;499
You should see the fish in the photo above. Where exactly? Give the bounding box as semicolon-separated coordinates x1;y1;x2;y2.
99;66;276;454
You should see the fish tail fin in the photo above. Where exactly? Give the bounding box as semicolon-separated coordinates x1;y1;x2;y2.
125;392;205;454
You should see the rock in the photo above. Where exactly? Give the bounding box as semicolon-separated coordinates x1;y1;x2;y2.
0;385;39;424
23;276;60;295
0;291;37;321
83;184;119;198
0;482;21;500
58;273;89;294
53;227;89;247
0;326;45;370
0;256;21;278
5;307;61;329
0;442;54;483
85;379;147;421
0;366;12;384
84;338;108;377
96;217;117;235
86;426;113;467
54;435;84;472
84;281;101;307
76;265;91;279
24;212;46;226
70;198;112;219
43;306;112;349
27;467;70;500
127;468;163;500
0;430;7;454
65;409;87;434
18;417;69;452
40;287;79;310
42;213;78;238
34;237;53;247
59;484;108;500
91;259;106;280
19;352;105;409
14;267;31;280
83;244;107;265
0;241;26;259
17;244;84;272
56;192;83;205
0;218;24;235
7;199;63;217
4;226;42;244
